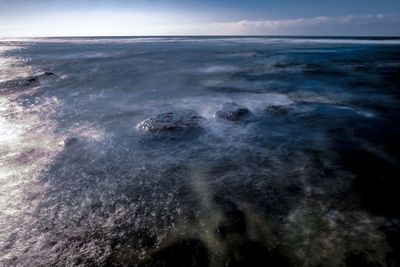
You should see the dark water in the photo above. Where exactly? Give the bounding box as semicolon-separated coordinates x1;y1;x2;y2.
0;37;400;266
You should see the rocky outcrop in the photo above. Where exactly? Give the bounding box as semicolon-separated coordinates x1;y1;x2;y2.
0;72;56;93
214;102;251;121
138;239;209;267
137;110;203;132
265;105;290;115
64;137;78;147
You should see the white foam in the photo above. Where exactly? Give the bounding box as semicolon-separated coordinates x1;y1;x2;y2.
200;65;237;73
0;97;65;262
0;56;33;83
353;109;375;118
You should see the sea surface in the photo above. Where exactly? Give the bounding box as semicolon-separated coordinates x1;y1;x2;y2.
1;36;400;266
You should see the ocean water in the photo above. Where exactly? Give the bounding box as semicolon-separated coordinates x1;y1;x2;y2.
0;36;400;266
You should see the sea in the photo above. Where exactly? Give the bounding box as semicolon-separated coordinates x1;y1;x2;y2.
1;36;400;266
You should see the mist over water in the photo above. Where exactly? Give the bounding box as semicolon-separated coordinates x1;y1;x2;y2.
1;37;400;266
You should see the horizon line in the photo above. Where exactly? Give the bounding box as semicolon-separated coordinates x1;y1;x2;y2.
2;35;400;39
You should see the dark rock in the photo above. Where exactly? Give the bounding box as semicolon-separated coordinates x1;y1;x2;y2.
381;219;400;266
226;241;289;267
214;102;251;121
215;197;247;239
336;146;400;216
18;76;40;87
217;208;246;238
137;110;202;132
64;137;78;147
345;252;376;267
0;72;56;92
265;105;290;114
139;239;209;267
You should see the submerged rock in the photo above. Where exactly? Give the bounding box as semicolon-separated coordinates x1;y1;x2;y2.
226;241;289;267
139;239;209;267
64;137;78;147
0;77;38;89
214;102;251;121
137;110;203;132
215;197;246;239
265;105;290;114
0;72;56;92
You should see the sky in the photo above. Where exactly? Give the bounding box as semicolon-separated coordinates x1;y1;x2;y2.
0;0;399;37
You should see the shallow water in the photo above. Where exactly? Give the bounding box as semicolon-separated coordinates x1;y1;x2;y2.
1;36;400;266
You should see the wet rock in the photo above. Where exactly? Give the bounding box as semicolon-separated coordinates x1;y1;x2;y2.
214;102;251;121
2;76;39;88
137;110;202;132
226;241;289;267
337;146;400;216
345;252;376;267
382;219;400;266
0;72;56;93
64;137;78;147
139;239;209;267
265;105;290;114
215;197;246;239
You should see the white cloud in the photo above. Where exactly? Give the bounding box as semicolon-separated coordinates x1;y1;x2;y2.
0;12;399;37
207;14;400;36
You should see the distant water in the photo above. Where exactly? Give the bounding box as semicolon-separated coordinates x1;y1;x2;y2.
1;36;400;266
